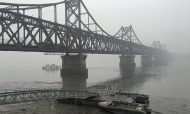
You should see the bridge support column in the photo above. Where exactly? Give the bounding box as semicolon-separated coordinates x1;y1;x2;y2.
61;54;88;91
119;55;136;76
153;56;164;66
153;55;168;66
141;55;153;68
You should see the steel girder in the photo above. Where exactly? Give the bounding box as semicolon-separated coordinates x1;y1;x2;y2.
0;0;169;56
0;10;148;55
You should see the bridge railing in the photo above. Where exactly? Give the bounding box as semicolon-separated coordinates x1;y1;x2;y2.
0;89;99;105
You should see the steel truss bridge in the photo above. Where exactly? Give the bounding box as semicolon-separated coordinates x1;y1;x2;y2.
0;0;167;55
0;89;99;105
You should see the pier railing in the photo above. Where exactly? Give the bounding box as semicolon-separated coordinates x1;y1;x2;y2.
0;89;99;105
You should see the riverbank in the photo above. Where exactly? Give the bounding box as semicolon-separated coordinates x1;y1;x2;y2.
0;95;190;114
0;81;190;114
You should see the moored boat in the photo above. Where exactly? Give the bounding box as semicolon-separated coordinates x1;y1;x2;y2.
114;92;150;105
99;100;151;114
42;64;61;71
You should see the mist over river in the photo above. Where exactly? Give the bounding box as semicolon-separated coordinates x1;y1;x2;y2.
0;52;190;114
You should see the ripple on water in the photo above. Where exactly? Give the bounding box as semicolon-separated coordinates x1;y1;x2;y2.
150;96;190;114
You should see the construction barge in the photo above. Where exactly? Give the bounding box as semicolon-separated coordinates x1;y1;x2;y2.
57;91;151;114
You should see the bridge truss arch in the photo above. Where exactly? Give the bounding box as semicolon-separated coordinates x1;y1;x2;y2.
0;0;166;55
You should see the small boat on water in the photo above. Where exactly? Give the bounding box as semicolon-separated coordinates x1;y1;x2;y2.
99;100;151;114
42;64;61;71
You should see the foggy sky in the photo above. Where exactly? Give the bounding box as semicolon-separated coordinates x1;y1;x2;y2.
1;0;190;54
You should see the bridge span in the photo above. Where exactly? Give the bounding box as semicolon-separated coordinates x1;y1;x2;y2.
0;0;167;56
0;0;170;105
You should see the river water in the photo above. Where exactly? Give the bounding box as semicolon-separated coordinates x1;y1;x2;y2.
0;52;190;114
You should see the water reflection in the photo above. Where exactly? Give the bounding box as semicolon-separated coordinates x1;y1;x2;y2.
116;67;152;93
120;63;168;91
54;104;109;114
90;64;167;95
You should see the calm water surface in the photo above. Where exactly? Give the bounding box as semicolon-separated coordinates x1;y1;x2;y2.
0;52;190;114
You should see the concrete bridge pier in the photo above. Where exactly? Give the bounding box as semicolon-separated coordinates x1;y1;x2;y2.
141;55;153;68
60;54;88;91
152;55;168;66
119;55;136;76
